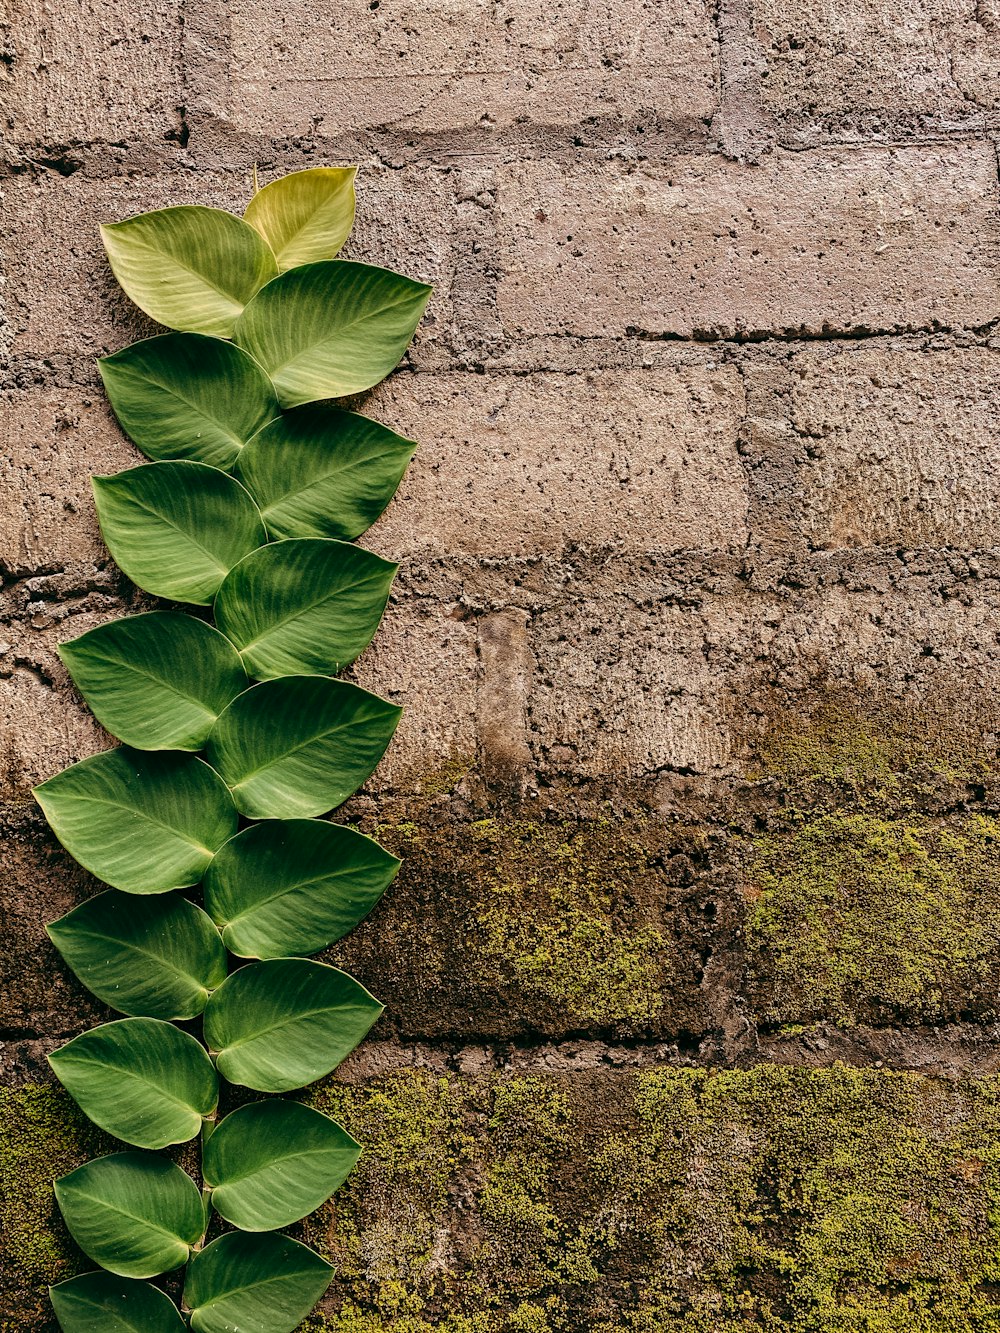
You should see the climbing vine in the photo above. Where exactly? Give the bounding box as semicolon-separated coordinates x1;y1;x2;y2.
33;167;430;1332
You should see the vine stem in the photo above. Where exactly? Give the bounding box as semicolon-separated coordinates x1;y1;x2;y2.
192;1111;217;1255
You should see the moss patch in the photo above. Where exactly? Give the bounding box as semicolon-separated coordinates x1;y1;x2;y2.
746;811;1000;1025
0;1084;113;1328
469;819;666;1029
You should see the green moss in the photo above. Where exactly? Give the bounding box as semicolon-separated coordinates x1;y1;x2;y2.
307;1070;473;1313
746;811;1000;1024
0;1084;114;1323
301;1298;566;1332
469;819;665;1028
590;1065;1000;1332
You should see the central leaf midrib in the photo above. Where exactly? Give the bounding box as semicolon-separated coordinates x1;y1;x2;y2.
236;571;387;654
262;447;404;512
58;1054;206;1116
212;1142;341;1187
79;650;227;720
263;288;421;377
64;1186;198;1244
114;493;240;574
228;711;384;788
219;1000;354;1052
68;927;210;991
60;791;216;857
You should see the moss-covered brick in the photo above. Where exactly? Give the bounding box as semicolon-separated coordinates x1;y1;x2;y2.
331;815;714;1041
11;1066;1000;1330
743;700;1000;1028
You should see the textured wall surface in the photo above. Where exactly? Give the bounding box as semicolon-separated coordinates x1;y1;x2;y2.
4;1;1000;1329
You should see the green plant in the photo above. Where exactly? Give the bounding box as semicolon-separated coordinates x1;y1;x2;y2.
33;166;431;1331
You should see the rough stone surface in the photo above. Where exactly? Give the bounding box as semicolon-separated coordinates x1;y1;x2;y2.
5;0;1000;1328
224;0;719;137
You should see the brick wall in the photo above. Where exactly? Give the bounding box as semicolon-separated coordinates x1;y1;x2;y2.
4;2;1000;1329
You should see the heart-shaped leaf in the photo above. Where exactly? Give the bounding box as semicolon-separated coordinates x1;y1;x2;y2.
47;891;227;1019
234;405;415;542
34;748;238;893
215;539;397;680
99;334;280;471
244;166;357;271
184;1232;333;1333
203;958;383;1091
205;676;401;819
233;260;432;407
59;613;249;751
55;1153;205;1279
204;1099;360;1230
49;1019;218;1149
50;1272;187;1332
101;206;278;338
203;818;399;958
93;462;266;606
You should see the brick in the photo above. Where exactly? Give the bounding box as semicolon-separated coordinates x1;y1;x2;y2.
745;343;1000;553
1;389;140;573
365;364;748;560
1;0;183;145
752;0;999;130
528;575;1000;779
223;0;717;137
496;146;1000;339
3;165;453;368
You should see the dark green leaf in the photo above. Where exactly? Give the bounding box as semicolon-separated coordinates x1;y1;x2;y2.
98;334;279;470
55;1153;205;1279
203;818;398;958
184;1232;333;1333
59;613;249;751
214;538;397;680
233;260;431;407
93;462;266;606
47;891;227;1019
101;206;278;338
204;1099;360;1230
49;1019;218;1149
203;958;383;1091
244;166;356;271
234;405;415;542
205;676;401;819
34;748;238;893
50;1272;187;1332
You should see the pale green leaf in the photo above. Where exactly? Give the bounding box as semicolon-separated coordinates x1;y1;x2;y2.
204;1099;360;1230
47;890;227;1019
234;405;415;542
49;1019;218;1149
233;260;431;407
50;1272;187;1333
214;538;397;680
93;462;266;606
203;958;383;1091
55;1153;205;1279
34;748;238;893
59;613;249;751
243;166;357;271
205;676;401;819
101;206;277;338
203;818;398;958
184;1232;333;1333
98;334;279;471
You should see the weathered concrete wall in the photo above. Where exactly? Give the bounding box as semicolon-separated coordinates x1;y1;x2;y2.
4;1;1000;1328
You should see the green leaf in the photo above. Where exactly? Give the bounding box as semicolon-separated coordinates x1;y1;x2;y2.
98;334;280;471
233;260;432;407
203;818;399;958
47;890;227;1019
204;1099;360;1230
184;1232;333;1333
34;748;238;893
93;463;266;606
49;1019;218;1149
100;206;278;338
244;166;357;271
215;539;397;680
203;958;383;1091
234;405;415;542
55;1153;205;1279
59;613;249;751
205;676;401;819
50;1271;187;1332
